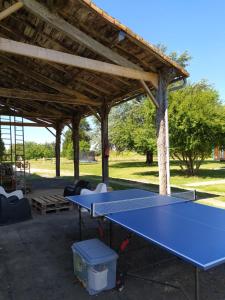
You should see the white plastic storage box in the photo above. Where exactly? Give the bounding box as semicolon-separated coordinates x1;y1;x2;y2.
72;239;118;295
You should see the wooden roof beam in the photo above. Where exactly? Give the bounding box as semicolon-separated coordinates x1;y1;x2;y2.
12;99;64;117
0;38;158;85
21;0;159;106
0;121;51;127
0;110;63;120
0;2;23;21
0;87;100;106
0;99;69;121
0;56;97;105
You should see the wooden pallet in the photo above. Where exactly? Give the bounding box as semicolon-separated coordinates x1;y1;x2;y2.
31;194;73;215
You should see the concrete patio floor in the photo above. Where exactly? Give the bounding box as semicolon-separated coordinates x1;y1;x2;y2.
1;190;225;300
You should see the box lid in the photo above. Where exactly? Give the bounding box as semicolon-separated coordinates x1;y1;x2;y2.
72;239;118;265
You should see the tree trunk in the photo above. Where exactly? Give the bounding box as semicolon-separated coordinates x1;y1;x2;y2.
146;150;153;165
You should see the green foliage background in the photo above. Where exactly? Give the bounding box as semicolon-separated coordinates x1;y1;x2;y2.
169;81;225;174
62;119;91;159
109;99;156;158
25;142;55;159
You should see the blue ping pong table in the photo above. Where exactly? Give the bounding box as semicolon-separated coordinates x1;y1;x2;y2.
67;188;225;300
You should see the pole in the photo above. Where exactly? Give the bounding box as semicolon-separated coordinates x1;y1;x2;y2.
165;98;171;195
55;122;62;177
72;115;81;182
156;72;170;195
195;267;200;300
100;103;110;185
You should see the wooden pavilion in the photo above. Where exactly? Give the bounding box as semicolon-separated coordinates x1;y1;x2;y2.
0;0;189;194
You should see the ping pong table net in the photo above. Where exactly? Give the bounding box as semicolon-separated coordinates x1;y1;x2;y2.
91;190;196;217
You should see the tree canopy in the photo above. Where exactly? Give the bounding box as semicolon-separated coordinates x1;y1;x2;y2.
62;118;91;160
25;142;55;159
156;43;191;68
169;81;225;175
110;99;156;164
0;137;5;161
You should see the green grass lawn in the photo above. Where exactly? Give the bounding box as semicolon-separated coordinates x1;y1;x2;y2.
29;152;225;203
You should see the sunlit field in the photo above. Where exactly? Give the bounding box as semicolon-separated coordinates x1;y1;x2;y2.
29;152;225;202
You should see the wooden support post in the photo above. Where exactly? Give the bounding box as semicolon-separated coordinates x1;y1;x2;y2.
100;103;110;185
72;115;81;182
156;72;170;195
55;122;62;177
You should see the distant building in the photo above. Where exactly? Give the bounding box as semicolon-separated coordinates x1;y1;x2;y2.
80;151;96;163
213;145;225;161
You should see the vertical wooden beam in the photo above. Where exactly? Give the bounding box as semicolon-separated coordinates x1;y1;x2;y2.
100;103;110;185
55;122;62;177
72;115;81;182
156;72;170;195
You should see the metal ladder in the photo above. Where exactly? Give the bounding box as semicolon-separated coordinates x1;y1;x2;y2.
14;116;26;192
0;115;13;188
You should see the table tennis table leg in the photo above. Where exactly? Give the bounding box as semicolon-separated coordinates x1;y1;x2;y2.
109;221;113;248
78;206;82;241
195;267;200;300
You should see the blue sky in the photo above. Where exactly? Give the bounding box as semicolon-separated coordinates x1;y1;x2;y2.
25;0;225;143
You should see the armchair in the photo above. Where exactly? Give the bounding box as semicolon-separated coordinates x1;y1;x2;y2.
80;183;107;195
0;194;31;225
0;186;23;199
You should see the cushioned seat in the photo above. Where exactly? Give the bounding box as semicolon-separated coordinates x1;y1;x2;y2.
63;180;92;197
0;194;31;226
0;186;23;199
80;183;107;195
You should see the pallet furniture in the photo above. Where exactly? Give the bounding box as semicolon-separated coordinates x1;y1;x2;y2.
31;194;73;215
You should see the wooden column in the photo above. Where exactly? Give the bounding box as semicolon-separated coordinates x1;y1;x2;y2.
72;115;81;182
100;103;110;185
156;72;170;195
55;122;62;177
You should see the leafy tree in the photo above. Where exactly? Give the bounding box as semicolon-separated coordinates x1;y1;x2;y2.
0;137;5;161
110;99;156;164
62;119;91;160
62;130;73;159
80;140;90;153
25;142;55;159
109;102;135;152
25;142;42;159
89;116;101;154
169;81;225;175
216;105;225;147
156;43;191;68
42;143;55;158
90;46;191;166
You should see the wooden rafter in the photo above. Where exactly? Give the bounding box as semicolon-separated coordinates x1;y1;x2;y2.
0;38;158;85
24;117;53;127
0;87;100;106
46;127;56;137
0;55;97;104
0;108;61;120
0;98;81;125
21;0;141;68
0;2;23;21
0;121;51;127
21;0;159;104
